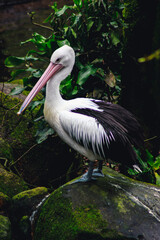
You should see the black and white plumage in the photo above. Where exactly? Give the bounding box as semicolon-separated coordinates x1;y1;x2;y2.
18;45;143;182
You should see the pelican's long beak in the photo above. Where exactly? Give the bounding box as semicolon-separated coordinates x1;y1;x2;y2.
17;62;63;115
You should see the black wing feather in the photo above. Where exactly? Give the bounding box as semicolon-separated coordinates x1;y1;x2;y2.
72;100;144;168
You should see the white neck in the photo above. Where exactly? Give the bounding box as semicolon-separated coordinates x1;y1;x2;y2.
45;77;63;109
45;66;72;108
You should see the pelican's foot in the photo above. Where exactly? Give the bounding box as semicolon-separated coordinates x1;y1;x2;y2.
72;172;96;184
92;168;104;178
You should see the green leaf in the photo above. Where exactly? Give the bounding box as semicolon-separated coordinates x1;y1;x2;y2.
36;125;54;144
97;20;103;31
43;13;53;23
30;99;44;111
77;65;97;86
25;67;43;78
10;69;26;81
138;49;160;63
50;2;58;11
5;56;25;67
57;39;70;47
5;55;39;68
21;38;34;45
72;86;78;95
27;50;46;56
21;33;47;51
9;86;27;95
71;13;82;27
87;19;94;32
134;148;148;171
110;21;118;28
55;5;70;17
60;76;73;96
155;172;160;186
111;32;120;46
128;168;138;176
71;28;77;38
32;69;43;78
33;32;46;43
104;70;116;88
25;55;39;61
152;155;160;170
146;149;154;166
74;0;83;8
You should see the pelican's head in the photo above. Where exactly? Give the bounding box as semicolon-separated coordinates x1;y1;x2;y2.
51;45;75;69
17;45;75;115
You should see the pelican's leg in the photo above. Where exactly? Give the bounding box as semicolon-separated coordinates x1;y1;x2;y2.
92;160;104;177
72;161;96;183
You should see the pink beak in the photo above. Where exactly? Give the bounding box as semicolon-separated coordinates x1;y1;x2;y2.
17;62;63;115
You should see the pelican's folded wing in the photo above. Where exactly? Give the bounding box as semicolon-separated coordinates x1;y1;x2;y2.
59;109;126;161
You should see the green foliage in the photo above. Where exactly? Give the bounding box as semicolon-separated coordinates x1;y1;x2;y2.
138;49;160;62
5;0;126;143
128;149;160;185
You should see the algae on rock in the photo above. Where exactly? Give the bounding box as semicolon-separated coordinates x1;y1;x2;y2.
11;187;48;222
34;166;160;240
0;192;10;210
0;215;11;240
0;92;38;150
0;164;28;198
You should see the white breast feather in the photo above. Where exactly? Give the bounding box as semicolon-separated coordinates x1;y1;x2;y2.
59;110;115;159
44;98;116;160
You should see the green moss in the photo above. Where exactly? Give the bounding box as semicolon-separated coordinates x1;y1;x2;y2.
0;92;38;148
74;205;108;235
19;215;31;235
0;166;28;197
0;138;13;162
123;0;139;27
34;187;128;240
0;215;11;240
0;192;10;202
114;194;136;215
12;187;48;201
0;192;9;199
34;188;78;240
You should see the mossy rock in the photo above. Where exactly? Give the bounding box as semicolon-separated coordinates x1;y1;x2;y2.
0;215;11;240
0;165;28;198
0;91;42;186
0;91;38;174
19;215;31;239
34;166;160;240
12;187;48;218
12;187;48;201
0;92;37;149
0;138;13;163
0;192;10;210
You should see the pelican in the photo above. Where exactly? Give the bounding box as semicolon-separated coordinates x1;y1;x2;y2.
18;45;143;182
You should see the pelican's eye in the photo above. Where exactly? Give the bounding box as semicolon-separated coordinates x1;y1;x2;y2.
56;58;61;63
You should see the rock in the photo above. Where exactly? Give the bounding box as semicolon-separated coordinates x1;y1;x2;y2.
19;215;31;239
0;138;13;164
34;166;160;240
0;215;11;240
0;83;26;100
0;92;38;150
12;187;48;218
0;192;10;211
0;164;28;198
11;187;48;240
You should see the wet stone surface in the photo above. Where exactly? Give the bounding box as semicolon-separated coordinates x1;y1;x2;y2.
34;167;160;240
